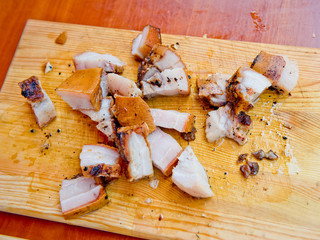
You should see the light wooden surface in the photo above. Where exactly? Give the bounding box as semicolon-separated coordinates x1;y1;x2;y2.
0;19;320;239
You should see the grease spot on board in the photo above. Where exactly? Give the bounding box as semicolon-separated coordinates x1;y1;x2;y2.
27;172;37;193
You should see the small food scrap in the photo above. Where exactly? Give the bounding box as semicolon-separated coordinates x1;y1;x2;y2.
149;179;160;189
180;128;197;142
312;33;316;38
265;150;278;160
170;42;180;50
145;198;153;204
237;153;248;163
240;161;259;178
252;149;265;160
252;149;278;160
203;34;207;38
44;62;53;74
283;123;292;129
55;31;67;44
283;136;288;140
158;213;164;221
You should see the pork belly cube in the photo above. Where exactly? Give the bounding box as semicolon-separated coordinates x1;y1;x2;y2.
226;67;271;114
80;144;122;179
147;128;183;176
141;68;190;97
112;95;156;133
196;73;230;107
18;76;56;128
56;68;102;110
59;176;108;218
172;146;213;198
150;108;195;133
73;51;126;74
251;51;299;93
205;104;252;145
107;73;142;97
132;24;162;61
117;123;153;181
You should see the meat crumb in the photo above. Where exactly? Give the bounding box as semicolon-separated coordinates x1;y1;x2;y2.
237;153;248;163
240;161;259;178
55;31;67;44
201;213;206;218
159;213;164;221
265;150;278;160
283;123;292;129
252;149;265;160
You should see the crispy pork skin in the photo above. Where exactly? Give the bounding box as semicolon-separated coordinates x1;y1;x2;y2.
147;128;183;176
56;68;102;110
59;176;108;218
73;51;126;74
18;76;56;128
80;144;122;179
131;25;161;61
251;51;299;93
112;95;156;133
172;146;213;198
117;123;153;181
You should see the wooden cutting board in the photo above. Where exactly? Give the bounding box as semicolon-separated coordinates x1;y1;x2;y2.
0;19;319;239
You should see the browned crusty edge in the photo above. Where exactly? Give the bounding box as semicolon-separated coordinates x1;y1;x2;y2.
137;25;162;60
183;114;196;133
62;187;108;219
162;150;183;176
251;50;286;83
226;68;253;114
112;95;156;133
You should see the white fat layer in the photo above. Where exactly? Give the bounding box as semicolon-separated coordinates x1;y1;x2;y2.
80;145;119;167
240;68;271;102
100;73;108;98
60;177;96;201
172;146;213;198
60;185;102;213
31;90;56;128
205;106;230;143
150;109;190;132
56;90;93;110
208;73;230;106
142;68;189;97
128;132;153;180
96;119;115;139
107;73;142;97
80;98;112;122
154;50;184;71
131;33;144;59
73;51;125;71
147;128;182;174
278;56;299;93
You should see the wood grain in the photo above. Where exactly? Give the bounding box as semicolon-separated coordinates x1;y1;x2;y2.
0;19;320;239
0;0;319;90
